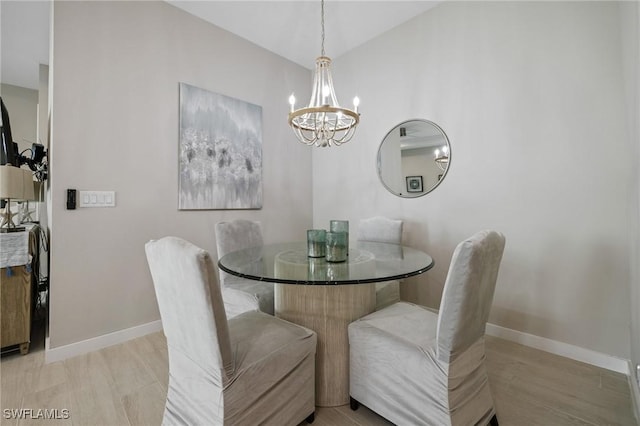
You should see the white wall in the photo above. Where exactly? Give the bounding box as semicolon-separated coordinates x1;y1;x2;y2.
49;1;312;348
314;2;632;358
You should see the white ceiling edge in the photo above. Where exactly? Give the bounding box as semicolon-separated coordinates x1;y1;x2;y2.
167;1;441;70
0;1;440;91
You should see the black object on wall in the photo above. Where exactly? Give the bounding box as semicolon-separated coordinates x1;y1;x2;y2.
66;189;76;210
0;96;19;166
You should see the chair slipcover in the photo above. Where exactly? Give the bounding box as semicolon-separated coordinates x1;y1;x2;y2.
349;230;506;425
215;220;274;318
357;216;403;310
145;237;316;426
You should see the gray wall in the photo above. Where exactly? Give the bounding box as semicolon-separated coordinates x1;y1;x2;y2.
47;0;639;366
1;83;38;153
49;1;312;348
313;1;633;358
620;1;640;386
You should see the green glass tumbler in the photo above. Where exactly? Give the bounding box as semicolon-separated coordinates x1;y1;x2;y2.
308;257;327;281
307;229;326;258
330;220;349;255
326;231;348;262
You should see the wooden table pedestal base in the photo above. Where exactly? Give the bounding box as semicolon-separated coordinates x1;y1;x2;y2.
274;283;375;407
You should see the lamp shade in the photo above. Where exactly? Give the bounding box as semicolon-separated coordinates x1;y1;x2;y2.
21;170;35;201
0;165;34;200
0;165;24;199
33;181;44;202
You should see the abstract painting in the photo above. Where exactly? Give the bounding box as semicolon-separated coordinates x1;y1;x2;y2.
178;83;263;210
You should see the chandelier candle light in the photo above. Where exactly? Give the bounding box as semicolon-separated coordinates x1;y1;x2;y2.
435;146;449;171
288;0;360;147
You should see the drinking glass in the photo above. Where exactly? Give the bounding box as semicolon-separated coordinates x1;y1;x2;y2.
330;220;349;255
307;229;326;258
326;231;348;262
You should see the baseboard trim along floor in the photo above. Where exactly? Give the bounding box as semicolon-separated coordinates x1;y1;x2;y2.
44;318;631;378
629;360;640;423
485;323;629;374
45;320;163;364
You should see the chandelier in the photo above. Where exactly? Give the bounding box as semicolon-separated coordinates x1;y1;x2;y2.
288;0;360;147
434;146;449;171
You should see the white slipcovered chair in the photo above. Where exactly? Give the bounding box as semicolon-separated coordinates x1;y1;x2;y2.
145;236;317;425
215;219;274;318
349;230;506;426
357;216;403;310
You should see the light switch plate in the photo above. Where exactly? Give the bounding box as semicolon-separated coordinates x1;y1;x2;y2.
78;191;116;208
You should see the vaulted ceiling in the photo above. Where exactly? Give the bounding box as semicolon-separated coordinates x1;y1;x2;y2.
1;1;439;90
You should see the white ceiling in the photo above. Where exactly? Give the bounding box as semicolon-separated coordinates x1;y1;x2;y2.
1;1;439;91
1;1;51;90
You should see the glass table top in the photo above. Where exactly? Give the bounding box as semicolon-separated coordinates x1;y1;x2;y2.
218;241;434;285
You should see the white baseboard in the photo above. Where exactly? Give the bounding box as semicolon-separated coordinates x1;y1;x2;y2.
485;323;629;375
42;318;632;379
45;320;163;364
629;360;640;423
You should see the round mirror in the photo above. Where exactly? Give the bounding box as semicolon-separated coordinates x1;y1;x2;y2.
377;119;451;198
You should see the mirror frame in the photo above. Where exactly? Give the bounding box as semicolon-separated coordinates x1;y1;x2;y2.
376;119;451;198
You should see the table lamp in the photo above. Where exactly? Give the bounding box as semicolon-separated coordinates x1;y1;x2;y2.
0;165;35;232
19;180;43;223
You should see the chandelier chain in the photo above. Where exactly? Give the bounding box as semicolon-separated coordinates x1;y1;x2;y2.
320;0;325;56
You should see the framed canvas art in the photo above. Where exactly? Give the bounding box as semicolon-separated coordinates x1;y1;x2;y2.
406;175;423;193
178;83;263;210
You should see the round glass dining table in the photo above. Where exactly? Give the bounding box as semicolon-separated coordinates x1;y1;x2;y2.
218;241;434;285
218;241;434;407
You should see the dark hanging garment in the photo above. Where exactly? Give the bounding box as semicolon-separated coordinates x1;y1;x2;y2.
1;96;19;166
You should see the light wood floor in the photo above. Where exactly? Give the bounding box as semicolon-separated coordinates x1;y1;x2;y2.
1;320;637;426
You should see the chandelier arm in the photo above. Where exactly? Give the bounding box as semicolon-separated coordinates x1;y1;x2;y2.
332;124;355;145
326;114;339;142
333;125;356;145
305;126;325;147
295;126;320;146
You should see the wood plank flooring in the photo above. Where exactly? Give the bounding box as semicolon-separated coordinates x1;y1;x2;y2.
1;320;637;425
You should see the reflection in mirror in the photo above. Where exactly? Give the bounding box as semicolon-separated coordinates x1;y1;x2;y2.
377;119;451;198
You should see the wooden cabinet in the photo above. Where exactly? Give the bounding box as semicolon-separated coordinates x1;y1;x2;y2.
0;265;31;354
0;225;39;355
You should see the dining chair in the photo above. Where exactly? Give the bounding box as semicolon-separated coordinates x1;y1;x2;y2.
349;230;506;426
357;216;403;310
145;236;317;425
215;219;274;318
